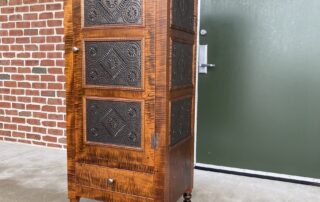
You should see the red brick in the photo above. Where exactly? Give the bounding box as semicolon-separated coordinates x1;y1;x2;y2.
12;103;25;109
18;82;31;88
1;8;14;14
25;60;39;66
2;22;15;28
25;45;38;51
24;29;38;36
26;75;39;81
26;104;40;110
0;45;9;51
12;75;25;80
0;15;8;22
47;143;62;148
16;6;30;13
40;29;54;35
10;45;24;51
19;111;31;117
32;97;46;104
4;124;17;130
32;52;46;58
11;89;25;95
48;98;62;105
31;36;45;43
48;114;63;120
40;12;53;19
9;30;23;36
9;0;23;5
41;91;55;97
33;112;47;119
41;75;55;81
11;60;24;66
9;14;22;21
33;141;46;146
48;129;63;136
47;20;62;27
3;52;15;58
17;52;30;58
16;22;30;28
33;127;46;134
43;135;57;142
46;3;62;10
31;21;46;27
27;133;41;140
12;131;26;138
47;36;61;43
2;38;15;44
26;89;39;96
42;121;56;127
4;137;17;142
23;0;38;4
30;5;45;12
23;13;37;20
16;37;30;43
12;117;25;124
42;105;56;112
40;44;55;51
0;130;11;137
27;119;40;125
18;139;31;144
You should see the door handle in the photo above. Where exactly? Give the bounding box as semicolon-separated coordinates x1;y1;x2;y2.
198;45;216;74
200;64;215;68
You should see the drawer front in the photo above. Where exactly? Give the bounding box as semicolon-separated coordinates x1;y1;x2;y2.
76;163;154;198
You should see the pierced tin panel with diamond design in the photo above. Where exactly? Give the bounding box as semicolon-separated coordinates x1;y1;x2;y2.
170;98;192;146
84;0;143;27
171;41;193;88
85;41;142;87
172;0;195;32
86;98;142;147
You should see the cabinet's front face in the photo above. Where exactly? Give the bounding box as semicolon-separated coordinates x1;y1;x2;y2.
72;0;155;174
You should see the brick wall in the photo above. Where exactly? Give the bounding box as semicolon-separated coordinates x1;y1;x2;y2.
0;0;66;148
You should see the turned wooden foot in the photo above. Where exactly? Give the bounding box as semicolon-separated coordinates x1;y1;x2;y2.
69;197;80;202
183;193;192;202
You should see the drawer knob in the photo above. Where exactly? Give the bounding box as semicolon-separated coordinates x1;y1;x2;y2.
72;47;79;53
107;178;114;185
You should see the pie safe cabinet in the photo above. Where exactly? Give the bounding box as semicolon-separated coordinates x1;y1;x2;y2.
65;0;198;201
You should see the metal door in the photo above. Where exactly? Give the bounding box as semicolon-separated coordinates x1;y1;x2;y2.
197;0;320;178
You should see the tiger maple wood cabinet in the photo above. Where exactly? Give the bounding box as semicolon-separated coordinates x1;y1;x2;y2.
65;0;198;201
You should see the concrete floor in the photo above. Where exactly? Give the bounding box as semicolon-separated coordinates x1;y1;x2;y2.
1;142;320;202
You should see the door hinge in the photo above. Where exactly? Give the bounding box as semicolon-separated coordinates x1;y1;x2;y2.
151;133;159;149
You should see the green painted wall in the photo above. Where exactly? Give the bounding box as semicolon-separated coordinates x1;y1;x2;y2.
197;0;320;178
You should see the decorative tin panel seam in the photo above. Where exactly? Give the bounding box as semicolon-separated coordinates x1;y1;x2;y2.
170;98;192;146
84;0;143;27
86;99;142;147
85;41;142;87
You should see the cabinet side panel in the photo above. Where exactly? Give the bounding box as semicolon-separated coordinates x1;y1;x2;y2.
65;0;76;199
169;138;194;202
168;0;198;201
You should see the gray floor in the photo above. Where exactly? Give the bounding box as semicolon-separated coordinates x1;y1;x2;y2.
1;142;320;202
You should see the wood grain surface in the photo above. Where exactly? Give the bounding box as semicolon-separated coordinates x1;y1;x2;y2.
65;0;198;201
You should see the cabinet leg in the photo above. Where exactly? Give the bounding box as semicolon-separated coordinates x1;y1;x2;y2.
183;192;192;202
69;197;80;202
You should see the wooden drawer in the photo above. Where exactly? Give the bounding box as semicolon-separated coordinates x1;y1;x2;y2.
75;163;154;198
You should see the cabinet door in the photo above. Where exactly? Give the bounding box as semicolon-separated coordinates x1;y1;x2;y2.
69;0;155;172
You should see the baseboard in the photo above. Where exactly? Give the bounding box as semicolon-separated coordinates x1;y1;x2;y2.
195;163;320;187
